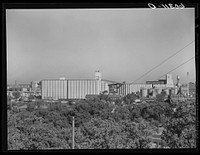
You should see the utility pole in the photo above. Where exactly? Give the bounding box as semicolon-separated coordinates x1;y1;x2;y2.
72;116;75;149
187;72;189;96
10;99;13;110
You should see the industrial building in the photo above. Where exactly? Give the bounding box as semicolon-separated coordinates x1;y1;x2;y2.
7;81;42;100
115;74;175;98
41;71;184;100
189;82;196;97
7;84;31;92
146;74;174;86
41;71;113;100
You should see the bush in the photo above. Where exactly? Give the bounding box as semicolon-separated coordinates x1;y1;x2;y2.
156;91;166;102
123;93;138;104
28;95;35;101
27;103;35;112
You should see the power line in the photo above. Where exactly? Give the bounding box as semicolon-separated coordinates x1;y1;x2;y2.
132;40;195;83
156;56;195;80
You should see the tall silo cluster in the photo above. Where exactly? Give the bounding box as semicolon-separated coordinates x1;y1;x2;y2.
41;71;110;100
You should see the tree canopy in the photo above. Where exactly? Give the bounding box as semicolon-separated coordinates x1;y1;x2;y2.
7;94;196;150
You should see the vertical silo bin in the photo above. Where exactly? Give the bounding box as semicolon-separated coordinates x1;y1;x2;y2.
141;88;148;97
157;88;162;94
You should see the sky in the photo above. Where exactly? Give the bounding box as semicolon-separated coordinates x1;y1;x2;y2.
6;8;195;85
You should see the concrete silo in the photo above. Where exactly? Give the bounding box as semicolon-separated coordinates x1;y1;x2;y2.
141;88;148;97
152;89;157;97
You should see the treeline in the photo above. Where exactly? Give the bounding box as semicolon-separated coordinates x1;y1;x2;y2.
7;94;196;149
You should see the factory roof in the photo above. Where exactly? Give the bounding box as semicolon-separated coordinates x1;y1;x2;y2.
41;78;120;84
41;78;96;81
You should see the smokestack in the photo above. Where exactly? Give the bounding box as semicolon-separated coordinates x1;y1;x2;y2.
177;75;180;86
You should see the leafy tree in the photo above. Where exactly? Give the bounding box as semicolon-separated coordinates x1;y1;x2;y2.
74;117;152;149
9;91;196;150
156;91;166;102
8;110;72;150
35;109;49;118
99;94;111;102
7;101;12;110
12;91;21;99
27;103;35;112
48;102;62;111
112;105;131;122
161;101;196;148
130;105;142;122
28;95;35;101
7;95;12;102
86;100;110;117
115;98;123;106
119;118;151;149
77;117;128;149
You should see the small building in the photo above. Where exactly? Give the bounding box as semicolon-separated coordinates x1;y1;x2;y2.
18;84;31;91
146;79;166;85
7;83;31;92
21;91;34;98
108;83;123;94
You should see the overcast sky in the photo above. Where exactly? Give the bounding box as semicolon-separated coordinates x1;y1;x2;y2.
6;8;195;84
